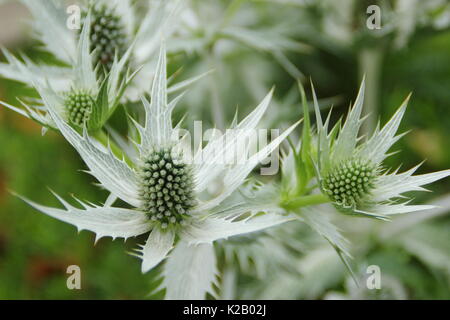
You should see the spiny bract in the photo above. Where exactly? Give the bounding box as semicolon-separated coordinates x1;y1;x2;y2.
138;148;197;229
322;158;377;207
64;90;95;127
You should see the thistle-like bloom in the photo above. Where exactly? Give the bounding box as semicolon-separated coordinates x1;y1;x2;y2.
313;79;450;220
79;2;129;74
1;14;132;133
17;45;297;299
0;0;184;98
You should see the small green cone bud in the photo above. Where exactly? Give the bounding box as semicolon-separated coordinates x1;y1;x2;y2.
323;158;377;208
64;90;95;127
139;148;197;228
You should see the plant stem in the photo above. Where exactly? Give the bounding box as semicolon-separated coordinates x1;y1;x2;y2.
281;193;330;211
221;0;245;29
205;51;225;130
358;46;384;135
93;130;133;166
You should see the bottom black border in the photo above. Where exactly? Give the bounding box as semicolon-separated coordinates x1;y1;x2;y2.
0;300;447;318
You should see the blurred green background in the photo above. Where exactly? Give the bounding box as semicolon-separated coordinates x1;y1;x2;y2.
0;0;449;299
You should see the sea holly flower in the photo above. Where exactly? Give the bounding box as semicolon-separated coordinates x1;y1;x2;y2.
79;2;130;75
0;0;130;88
1;13;133;134
266;80;450;280
0;0;198;99
15;44;298;299
310;79;450;220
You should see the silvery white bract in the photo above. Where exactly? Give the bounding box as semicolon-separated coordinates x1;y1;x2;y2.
1;13;133;133
170;0;308;78
312;79;450;220
244;196;450;300
219;219;306;276
160;0;310;129
215;220;308;299
16;44;298;299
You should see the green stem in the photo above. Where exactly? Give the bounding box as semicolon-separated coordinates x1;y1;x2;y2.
93;130;133;166
221;0;245;29
281;193;330;211
204;51;225;130
358;46;384;135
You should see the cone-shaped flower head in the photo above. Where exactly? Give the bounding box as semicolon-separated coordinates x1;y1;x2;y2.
322;158;378;209
312;79;450;220
82;4;128;73
16;43;298;299
64;89;96;127
138;147;197;228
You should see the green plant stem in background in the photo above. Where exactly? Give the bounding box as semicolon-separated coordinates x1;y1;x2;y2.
281;193;330;211
221;0;246;29
93;130;133;166
358;46;384;135
205;51;225;130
